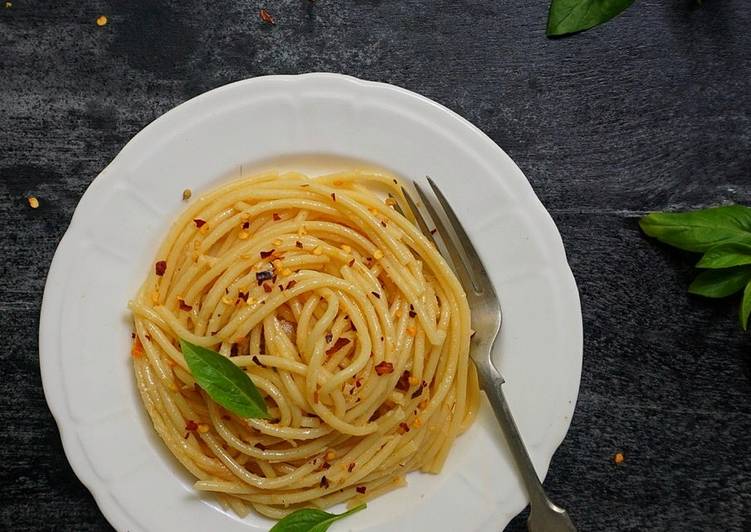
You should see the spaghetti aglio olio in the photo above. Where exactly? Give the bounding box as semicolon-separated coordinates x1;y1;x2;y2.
129;170;480;519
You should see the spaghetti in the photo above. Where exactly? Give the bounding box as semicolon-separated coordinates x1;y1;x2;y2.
129;170;479;519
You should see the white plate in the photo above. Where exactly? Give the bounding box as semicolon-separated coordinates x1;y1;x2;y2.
40;73;582;532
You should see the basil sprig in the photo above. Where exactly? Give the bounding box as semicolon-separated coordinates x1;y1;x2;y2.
547;0;635;36
180;339;269;418
640;205;751;329
270;504;366;532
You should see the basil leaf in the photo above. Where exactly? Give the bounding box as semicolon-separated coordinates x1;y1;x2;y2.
741;282;751;331
546;0;634;37
640;205;751;252
270;504;366;532
180;339;269;419
270;509;331;532
696;242;751;269
688;267;751;299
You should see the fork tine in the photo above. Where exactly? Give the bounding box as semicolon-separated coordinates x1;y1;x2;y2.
388;193;406;218
426;177;492;288
400;187;438;247
412;182;480;294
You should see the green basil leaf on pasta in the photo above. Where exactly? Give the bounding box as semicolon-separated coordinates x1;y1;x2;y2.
270;504;366;532
688;267;751;299
640;205;751;253
180;339;269;419
546;0;634;37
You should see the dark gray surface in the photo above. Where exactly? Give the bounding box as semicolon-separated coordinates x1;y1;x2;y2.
2;1;750;531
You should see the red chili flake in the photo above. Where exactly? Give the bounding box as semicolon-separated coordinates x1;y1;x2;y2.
272;213;281;221
375;361;394;375
411;383;425;399
325;333;333;343
155;260;167;276
252;355;265;367
380;221;387;228
355;378;363;388
193;219;206;228
185;420;199;432
347;463;356;472
348;259;355;267
263;282;273;293
259;8;275;24
286;279;297;290
145;333;152;341
131;338;144;358
409;310;417;318
392;179;398;184
371;291;381;299
242;221;250;229
322;462;331;470
430;228;437;234
356;486;367;494
295;241;303;248
331;192;336;202
397;422;410;434
178;299;193;311
396;371;411;391
260;249;275;259
131;332;136;339
256;270;273;285
237;291;249;302
320;476;330;489
326;337;351;355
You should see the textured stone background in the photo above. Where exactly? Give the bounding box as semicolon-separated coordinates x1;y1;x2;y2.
2;1;750;531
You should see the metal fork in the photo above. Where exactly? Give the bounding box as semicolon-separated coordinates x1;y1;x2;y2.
401;178;576;532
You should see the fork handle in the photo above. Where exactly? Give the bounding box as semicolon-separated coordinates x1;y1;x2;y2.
477;367;576;532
